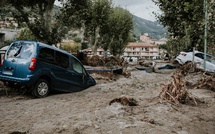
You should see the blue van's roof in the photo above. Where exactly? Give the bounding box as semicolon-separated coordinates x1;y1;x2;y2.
12;40;74;57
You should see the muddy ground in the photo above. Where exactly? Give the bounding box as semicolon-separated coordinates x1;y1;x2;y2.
0;62;214;134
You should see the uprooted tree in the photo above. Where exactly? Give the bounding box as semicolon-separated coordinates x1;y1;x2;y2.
159;62;206;105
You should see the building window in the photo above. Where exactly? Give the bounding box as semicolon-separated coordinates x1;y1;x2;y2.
145;48;149;51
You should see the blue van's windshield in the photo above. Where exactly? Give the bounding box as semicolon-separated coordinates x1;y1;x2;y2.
7;42;35;59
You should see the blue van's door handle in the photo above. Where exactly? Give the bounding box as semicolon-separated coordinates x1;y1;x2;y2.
12;59;16;62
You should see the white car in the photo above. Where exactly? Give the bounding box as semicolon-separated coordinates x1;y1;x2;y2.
175;51;215;72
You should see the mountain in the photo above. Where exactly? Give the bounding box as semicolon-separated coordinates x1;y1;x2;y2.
132;15;167;39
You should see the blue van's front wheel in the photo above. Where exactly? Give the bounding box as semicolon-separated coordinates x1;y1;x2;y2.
32;79;49;98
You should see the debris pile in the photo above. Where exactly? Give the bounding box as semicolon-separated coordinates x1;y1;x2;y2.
159;63;204;105
179;61;200;74
90;72;117;81
86;56;128;68
196;74;215;91
139;61;153;67
87;55;103;66
109;96;138;106
86;56;131;78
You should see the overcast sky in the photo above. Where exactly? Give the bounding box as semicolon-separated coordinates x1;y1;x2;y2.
112;0;160;21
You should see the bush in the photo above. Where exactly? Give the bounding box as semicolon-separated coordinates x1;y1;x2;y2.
60;42;81;53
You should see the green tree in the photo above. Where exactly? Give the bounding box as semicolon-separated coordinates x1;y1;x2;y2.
86;0;112;55
105;7;133;56
58;0;92;49
17;27;37;40
153;0;215;52
3;0;66;45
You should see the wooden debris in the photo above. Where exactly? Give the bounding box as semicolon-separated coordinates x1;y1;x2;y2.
159;70;202;105
109;96;138;106
196;75;215;91
179;61;200;75
122;70;131;78
86;56;128;68
88;55;103;66
139;62;153;67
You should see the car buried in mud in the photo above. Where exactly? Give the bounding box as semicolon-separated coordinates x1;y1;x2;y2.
0;40;96;98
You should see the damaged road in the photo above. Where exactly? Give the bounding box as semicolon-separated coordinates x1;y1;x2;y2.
0;62;214;134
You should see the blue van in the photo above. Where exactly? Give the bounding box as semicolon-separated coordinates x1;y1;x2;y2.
0;40;96;98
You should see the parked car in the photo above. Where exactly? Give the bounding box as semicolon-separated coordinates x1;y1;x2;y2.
0;40;96;98
175;51;215;72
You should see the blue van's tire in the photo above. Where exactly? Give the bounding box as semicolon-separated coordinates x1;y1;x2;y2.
32;79;49;98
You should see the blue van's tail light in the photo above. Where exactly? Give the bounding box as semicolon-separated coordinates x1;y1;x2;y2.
29;58;36;70
0;55;4;66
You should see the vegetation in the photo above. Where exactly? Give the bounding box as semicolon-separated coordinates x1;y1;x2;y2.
105;7;133;56
60;42;81;53
1;0;66;45
58;0;133;56
153;0;215;55
0;0;134;56
17;27;37;41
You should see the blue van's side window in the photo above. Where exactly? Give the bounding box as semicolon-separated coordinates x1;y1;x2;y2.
55;51;69;68
38;48;55;63
71;58;85;74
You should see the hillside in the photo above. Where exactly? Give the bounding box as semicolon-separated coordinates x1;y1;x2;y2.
132;15;167;39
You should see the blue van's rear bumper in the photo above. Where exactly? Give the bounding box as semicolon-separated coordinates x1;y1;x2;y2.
0;74;36;86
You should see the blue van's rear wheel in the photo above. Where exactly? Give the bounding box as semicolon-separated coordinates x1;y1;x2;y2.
32;79;49;98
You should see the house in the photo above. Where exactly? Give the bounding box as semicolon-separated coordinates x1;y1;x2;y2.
82;42;161;60
124;42;160;59
156;38;168;45
139;34;151;43
82;48;111;57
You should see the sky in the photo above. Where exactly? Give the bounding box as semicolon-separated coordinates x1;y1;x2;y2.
112;0;161;21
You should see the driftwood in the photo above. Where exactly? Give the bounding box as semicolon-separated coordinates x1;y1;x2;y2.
179;61;200;75
181;62;215;91
196;75;215;91
159;69;203;105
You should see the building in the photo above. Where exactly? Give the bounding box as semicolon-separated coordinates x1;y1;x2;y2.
82;48;111;57
155;38;168;45
124;42;160;59
82;42;160;59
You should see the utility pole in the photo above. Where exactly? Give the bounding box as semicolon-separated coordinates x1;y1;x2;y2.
203;0;208;71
